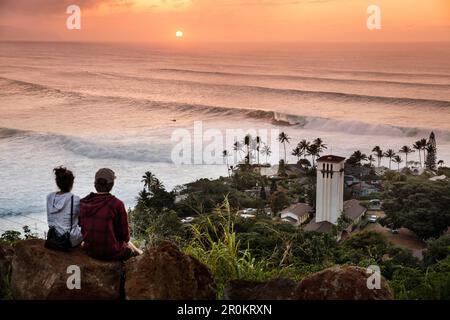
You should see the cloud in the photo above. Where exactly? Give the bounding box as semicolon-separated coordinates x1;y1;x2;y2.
209;0;337;6
0;0;135;14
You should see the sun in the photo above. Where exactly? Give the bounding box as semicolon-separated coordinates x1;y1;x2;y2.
175;31;184;38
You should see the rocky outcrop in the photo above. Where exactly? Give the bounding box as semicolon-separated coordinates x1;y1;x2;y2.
295;266;393;300
6;240;394;300
223;266;393;300
125;242;216;300
224;278;297;300
10;239;123;300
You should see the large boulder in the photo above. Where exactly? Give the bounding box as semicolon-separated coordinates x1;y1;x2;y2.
224;278;297;300
10;239;123;300
295;266;393;300
125;242;216;300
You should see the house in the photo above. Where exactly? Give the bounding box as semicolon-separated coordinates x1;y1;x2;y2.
260;165;279;177
260;163;305;179
343;199;367;226
344;175;360;187
303;199;367;236
280;203;312;226
374;166;388;176
350;182;380;197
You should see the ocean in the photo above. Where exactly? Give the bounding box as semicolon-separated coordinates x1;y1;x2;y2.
1;41;450;234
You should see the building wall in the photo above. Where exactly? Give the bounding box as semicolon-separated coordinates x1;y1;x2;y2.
316;160;344;225
281;211;309;226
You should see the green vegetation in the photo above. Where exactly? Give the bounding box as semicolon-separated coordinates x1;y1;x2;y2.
382;179;450;240
184;200;295;298
390;257;450;300
0;226;35;300
423;234;450;267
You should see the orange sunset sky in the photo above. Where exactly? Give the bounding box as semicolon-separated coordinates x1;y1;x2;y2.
0;0;449;43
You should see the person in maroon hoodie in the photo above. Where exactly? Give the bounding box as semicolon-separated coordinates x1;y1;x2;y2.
80;168;142;261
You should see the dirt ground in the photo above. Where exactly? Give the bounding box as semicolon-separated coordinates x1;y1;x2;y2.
364;211;426;260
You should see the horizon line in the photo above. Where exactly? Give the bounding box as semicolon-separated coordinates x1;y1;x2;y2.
2;39;450;45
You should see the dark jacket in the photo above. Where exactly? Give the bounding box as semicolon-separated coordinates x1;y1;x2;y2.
80;193;130;261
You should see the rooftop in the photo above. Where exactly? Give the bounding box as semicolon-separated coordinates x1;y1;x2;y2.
317;155;346;164
280;203;312;218
344;199;367;220
303;221;334;233
281;216;298;224
303;200;366;233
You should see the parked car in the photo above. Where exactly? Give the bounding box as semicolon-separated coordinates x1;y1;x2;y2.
390;229;399;234
368;215;378;223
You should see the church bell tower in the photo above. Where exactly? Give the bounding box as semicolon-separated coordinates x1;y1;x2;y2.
315;155;345;225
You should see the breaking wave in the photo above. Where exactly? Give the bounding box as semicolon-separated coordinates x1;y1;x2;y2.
0;127;172;163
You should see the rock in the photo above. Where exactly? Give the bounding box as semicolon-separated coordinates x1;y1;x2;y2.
224;278;297;300
295;266;393;300
10;239;123;300
125;241;216;300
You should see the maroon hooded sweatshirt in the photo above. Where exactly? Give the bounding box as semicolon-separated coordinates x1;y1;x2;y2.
79;193;131;261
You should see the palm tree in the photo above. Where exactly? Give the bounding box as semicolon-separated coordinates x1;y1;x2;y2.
222;150;230;177
413;138;427;168
393;155;403;172
291;147;302;162
278;132;291;163
244;134;251;164
349;150;368;166
372;146;383;167
399;146;414;168
233;141;243;161
261;145;272;164
141;171;163;194
307;143;320;167
313;137;327;156
384;149;396;170
256;136;261;166
367;155;375;167
141;171;156;192
298;139;310;159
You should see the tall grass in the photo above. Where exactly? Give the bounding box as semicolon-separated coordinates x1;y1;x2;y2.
184;199;293;298
0;273;12;300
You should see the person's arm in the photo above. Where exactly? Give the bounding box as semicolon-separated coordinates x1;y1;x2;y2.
74;196;81;227
115;201;130;243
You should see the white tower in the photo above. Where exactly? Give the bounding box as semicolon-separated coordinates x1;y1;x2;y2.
315;155;345;225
